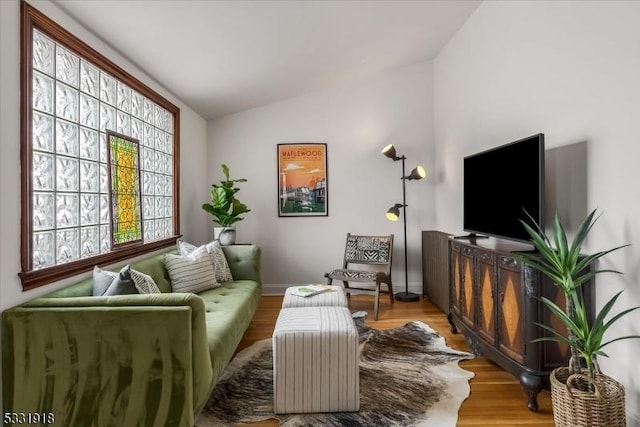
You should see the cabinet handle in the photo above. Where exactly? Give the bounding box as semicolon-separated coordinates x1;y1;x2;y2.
500;291;505;302
501;257;519;268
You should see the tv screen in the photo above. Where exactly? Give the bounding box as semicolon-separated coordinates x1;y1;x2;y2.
463;133;545;243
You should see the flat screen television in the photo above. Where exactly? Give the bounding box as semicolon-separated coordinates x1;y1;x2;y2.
463;133;545;244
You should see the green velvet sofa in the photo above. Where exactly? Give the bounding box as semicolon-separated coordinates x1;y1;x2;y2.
2;244;262;427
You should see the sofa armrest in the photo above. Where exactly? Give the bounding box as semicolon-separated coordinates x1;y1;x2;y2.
221;244;262;283
3;293;213;427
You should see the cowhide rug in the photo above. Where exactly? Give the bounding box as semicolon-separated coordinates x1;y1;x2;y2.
197;312;474;427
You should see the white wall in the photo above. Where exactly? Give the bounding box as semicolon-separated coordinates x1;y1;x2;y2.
0;0;209;311
207;61;435;294
434;1;640;422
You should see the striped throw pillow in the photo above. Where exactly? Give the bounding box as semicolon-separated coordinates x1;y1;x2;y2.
130;269;161;294
205;241;234;282
164;245;219;293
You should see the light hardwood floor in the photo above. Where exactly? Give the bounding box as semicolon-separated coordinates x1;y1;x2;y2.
234;294;555;426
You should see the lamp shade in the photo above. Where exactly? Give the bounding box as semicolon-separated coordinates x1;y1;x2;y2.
406;165;427;180
382;144;397;160
385;203;403;221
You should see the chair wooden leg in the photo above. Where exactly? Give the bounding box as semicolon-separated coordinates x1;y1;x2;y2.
343;281;351;299
388;281;395;304
374;281;381;320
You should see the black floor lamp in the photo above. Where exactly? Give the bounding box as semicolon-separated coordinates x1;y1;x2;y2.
382;144;426;302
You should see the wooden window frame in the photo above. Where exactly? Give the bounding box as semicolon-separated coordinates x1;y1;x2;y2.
20;1;180;291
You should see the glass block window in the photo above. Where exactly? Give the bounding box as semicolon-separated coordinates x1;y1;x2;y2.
21;4;179;290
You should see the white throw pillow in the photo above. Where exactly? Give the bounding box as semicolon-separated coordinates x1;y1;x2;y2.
165;245;220;293
92;266;119;296
176;238;234;283
176;238;198;255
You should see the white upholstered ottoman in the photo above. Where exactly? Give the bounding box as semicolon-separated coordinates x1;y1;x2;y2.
272;306;359;414
282;285;348;308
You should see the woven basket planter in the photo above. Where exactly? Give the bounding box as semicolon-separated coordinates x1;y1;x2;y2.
550;366;626;427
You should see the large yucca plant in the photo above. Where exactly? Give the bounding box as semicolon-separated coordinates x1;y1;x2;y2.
519;209;639;381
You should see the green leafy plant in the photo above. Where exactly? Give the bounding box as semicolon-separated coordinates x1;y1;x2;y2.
202;164;250;227
519;209;639;382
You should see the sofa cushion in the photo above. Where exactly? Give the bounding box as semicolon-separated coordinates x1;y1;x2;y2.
165;246;219;293
220;245;261;283
197;280;262;382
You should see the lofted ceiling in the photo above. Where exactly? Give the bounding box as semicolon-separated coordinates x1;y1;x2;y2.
53;0;481;120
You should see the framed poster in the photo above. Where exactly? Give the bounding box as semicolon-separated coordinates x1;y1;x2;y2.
277;143;328;217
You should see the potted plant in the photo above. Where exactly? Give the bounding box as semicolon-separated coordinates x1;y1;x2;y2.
519;209;639;427
202;164;251;245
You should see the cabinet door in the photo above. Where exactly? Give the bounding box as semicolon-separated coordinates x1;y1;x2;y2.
476;250;496;345
540;274;571;368
497;256;525;363
460;246;475;328
450;243;462;316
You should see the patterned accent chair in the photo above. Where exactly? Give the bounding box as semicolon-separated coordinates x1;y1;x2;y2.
325;233;394;320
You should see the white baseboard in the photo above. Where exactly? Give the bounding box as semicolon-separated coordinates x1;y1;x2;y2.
262;282;423;296
261;284;289;296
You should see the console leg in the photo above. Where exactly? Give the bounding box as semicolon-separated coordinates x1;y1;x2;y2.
447;312;458;334
519;372;543;412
